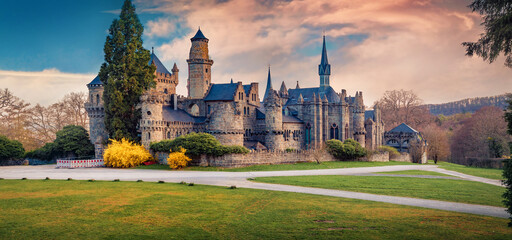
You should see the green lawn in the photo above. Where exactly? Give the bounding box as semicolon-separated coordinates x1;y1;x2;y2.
0;180;510;239
432;161;505;180
137;161;416;172
254;175;505;207
376;170;452;177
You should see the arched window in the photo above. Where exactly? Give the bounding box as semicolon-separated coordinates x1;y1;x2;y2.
167;132;171;139
96;94;100;106
148;132;151;140
330;124;339;140
344;123;349;140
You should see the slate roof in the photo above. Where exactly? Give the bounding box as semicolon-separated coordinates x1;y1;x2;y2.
263;68;273;101
204;83;238;101
149;53;171;75
256;108;265;119
243;85;252;96
388;123;419;133
285;86;340;105
319;36;331;75
365;110;374;121
283;115;303;123
162;107;205;123
87;75;102;85
191;28;208;40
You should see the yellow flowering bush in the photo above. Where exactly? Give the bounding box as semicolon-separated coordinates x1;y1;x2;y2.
103;138;153;168
167;147;192;169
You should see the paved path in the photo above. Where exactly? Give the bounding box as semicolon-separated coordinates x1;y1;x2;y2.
0;164;508;218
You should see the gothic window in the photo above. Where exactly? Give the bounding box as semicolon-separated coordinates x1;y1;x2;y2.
305;123;312;147
330;124;339;140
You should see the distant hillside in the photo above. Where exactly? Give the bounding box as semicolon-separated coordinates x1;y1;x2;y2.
425;94;510;116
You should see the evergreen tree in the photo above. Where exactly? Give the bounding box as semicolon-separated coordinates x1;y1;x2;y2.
463;0;512;67
504;94;512;226
99;0;155;142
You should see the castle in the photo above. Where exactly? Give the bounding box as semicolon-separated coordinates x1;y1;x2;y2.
86;29;385;158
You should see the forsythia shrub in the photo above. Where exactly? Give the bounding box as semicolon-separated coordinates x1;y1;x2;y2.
167;147;192;169
103;138;153;168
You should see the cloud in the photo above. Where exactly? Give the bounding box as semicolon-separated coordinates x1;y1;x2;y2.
145;18;177;37
0;69;94;106
143;0;511;105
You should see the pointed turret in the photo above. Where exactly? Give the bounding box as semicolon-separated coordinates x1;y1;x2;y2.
279;81;287;93
263;66;273;101
318;35;331;89
191;27;208;41
230;78;234;84
172;63;179;73
296;81;300;89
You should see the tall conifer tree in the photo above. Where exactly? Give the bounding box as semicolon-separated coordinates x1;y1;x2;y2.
99;0;155;142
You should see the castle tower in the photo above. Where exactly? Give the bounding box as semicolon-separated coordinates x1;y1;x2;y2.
264;69;284;151
353;91;366;147
207;102;244;146
318;35;331;90
85;76;108;158
140;94;165;148
149;49;178;95
187;28;214;99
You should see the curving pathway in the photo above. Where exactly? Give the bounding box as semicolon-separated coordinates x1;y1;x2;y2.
0;164;508;218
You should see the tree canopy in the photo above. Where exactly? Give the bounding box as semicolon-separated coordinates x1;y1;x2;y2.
463;0;512;67
0;135;24;162
99;0;155;142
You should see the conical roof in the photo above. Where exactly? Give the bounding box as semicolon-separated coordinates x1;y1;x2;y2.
263;67;273;101
87;75;102;86
191;28;208;41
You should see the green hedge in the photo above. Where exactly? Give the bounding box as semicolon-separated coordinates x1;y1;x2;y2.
0;135;25;162
150;133;249;157
325;139;367;160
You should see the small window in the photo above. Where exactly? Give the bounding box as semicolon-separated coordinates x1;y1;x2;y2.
206;68;208;73
147;111;152;116
164;88;168;94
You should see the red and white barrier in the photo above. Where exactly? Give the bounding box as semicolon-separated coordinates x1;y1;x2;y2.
57;159;104;168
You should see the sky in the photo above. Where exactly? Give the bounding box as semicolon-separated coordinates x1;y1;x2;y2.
0;0;510;106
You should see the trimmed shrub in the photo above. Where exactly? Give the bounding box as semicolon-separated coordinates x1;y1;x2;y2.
286;148;296;153
326;139;367;160
0;135;25;163
378;145;400;158
167;147;192;169
103;138;153;168
151;133;249;157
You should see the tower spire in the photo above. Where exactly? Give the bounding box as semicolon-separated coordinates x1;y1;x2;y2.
152;47;154;54
319;35;331;89
263;65;273;101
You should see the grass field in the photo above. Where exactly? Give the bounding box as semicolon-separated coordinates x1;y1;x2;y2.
432;161;504;180
137;161;416;172
375;170;452;176
0;180;510;240
254;175;505;207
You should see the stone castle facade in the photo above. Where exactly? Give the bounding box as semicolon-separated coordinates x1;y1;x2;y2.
86;29;385;158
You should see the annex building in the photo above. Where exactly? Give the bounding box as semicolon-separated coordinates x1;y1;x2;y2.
86;29;385;158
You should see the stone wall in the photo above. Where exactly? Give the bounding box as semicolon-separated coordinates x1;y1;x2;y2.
392;153;412;162
154;150;396;168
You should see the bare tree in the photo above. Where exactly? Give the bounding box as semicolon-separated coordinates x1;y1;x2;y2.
419;123;450;164
451;106;510;163
376;89;433;130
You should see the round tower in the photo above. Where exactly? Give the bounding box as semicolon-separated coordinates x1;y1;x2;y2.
85;76;108;158
187;28;214;99
353;91;366;147
140;94;165;148
264;89;284;151
207;103;244;145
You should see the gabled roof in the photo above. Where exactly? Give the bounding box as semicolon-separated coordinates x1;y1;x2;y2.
204;83;238;101
87;75;102;86
191;28;208;41
149;53;171;75
388;123;419;134
162;107;205;123
285;86;340;105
